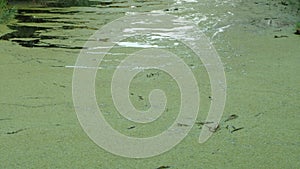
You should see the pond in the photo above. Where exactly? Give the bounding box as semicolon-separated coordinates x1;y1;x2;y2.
0;0;300;168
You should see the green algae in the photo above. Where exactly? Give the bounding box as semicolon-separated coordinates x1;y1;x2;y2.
0;0;300;168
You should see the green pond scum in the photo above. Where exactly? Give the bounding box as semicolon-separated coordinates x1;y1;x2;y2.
0;0;300;168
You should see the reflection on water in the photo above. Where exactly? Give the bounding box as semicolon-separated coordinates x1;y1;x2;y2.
1;0;298;58
1;0;298;52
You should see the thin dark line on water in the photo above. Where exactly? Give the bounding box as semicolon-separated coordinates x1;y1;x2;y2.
0;118;12;121
6;128;27;135
230;127;244;133
0;102;68;108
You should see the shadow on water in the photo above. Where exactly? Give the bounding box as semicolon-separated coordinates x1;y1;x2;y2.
8;0;103;8
0;24;82;48
1;0;130;49
44;0;131;8
0;20;84;49
0;4;89;49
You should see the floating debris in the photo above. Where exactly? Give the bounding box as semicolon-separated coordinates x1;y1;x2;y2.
156;166;171;169
274;35;288;38
208;124;220;133
6;128;27;135
138;95;144;101
226;125;244;133
146;72;160;78
127;126;136;130
195;121;213;126
177;123;189;127
224;114;239;122
231;127;244;133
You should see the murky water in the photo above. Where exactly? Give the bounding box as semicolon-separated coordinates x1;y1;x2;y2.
1;0;300;168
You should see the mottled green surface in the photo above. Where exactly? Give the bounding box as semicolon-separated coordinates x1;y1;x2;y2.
0;0;299;168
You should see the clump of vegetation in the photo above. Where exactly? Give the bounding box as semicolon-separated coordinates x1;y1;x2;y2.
0;0;16;24
295;22;300;35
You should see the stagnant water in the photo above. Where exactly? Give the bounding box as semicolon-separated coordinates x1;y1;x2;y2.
1;0;300;168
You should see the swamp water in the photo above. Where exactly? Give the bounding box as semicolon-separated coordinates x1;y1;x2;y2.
0;0;300;168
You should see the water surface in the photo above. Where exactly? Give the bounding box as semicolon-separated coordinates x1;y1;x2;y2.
0;0;299;168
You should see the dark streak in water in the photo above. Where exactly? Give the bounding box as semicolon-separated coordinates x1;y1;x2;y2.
156;166;171;169
0;102;67;108
23;96;53;100
231;127;244;133
177;123;189;127
0;118;12;121
18;9;80;14
51;65;65;68
15;14;82;24
6;128;27;135
11;40;85;49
